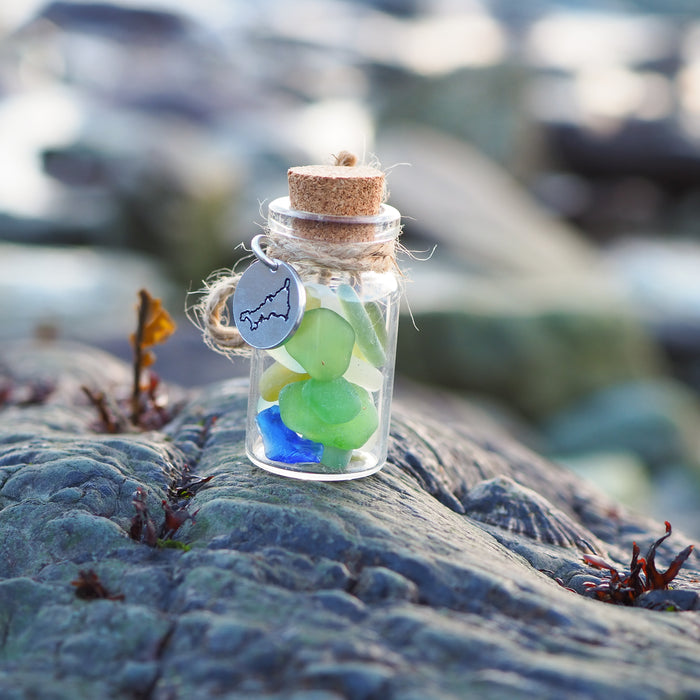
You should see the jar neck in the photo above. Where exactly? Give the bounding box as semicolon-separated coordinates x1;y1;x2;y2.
267;197;401;244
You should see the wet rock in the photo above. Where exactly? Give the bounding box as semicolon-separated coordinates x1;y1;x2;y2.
379;126;597;274
1;343;699;699
634;588;700;612
0;84;237;287
40;1;193;42
461;476;605;554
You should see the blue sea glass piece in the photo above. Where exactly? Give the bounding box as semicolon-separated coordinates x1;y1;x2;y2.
256;405;323;464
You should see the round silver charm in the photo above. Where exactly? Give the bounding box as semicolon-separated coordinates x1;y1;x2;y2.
232;260;305;349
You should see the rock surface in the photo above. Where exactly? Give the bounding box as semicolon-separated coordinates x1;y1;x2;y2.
1;343;700;700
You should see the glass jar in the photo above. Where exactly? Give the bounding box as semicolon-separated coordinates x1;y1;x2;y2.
244;196;402;481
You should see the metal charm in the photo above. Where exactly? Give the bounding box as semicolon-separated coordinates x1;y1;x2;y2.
232;235;305;349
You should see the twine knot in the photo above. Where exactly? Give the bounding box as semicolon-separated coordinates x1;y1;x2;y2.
334;151;358;167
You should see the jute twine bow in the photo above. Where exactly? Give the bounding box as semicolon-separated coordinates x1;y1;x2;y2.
189;235;400;359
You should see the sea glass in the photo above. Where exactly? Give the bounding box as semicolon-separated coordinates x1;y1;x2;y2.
305;288;322;311
365;300;388;349
259;361;309;402
279;379;378;450
305;282;343;315
303;377;362;424
319;445;353;470
337;284;386;367
343;355;383;392
283;307;355;380
256;405;323;463
267;345;306;374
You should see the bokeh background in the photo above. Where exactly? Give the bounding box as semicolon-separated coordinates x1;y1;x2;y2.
2;0;700;534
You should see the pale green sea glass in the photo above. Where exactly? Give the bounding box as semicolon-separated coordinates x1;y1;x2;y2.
365;300;388;349
320;445;353;470
304;282;343;315
343;355;383;392
266;345;306;374
284;308;355;380
337;284;386;367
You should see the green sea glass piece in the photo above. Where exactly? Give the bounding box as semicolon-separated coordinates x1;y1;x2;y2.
284;307;355;380
337;284;386;368
279;379;378;450
303;377;362;424
320;445;353;470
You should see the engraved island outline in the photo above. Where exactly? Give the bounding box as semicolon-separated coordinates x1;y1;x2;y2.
238;277;292;331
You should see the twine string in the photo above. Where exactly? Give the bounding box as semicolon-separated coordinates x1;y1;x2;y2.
194;266;248;355
189;151;404;359
190;234;400;359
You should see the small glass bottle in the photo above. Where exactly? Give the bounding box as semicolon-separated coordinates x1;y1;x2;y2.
242;161;402;480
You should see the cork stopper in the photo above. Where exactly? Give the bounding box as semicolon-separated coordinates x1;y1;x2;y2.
286;152;385;242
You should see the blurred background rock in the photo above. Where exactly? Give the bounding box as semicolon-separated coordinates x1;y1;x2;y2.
2;0;700;533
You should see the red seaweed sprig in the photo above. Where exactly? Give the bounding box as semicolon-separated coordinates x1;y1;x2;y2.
583;521;694;605
71;569;124;601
